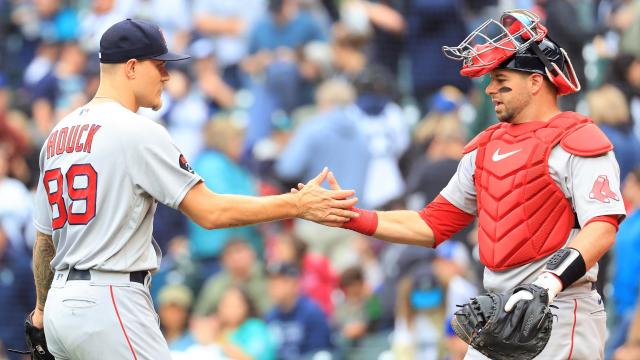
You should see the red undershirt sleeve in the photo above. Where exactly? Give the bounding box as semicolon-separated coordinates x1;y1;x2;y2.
418;194;475;247
584;214;620;231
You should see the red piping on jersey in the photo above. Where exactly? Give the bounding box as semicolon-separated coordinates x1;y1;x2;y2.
110;286;138;360
567;299;578;359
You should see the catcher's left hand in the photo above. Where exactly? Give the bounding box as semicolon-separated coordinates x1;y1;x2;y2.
8;311;55;360
451;284;553;360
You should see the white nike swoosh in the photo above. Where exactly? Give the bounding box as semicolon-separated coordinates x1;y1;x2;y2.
492;148;521;161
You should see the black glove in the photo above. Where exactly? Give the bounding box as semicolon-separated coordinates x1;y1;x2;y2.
450;284;553;360
8;312;55;360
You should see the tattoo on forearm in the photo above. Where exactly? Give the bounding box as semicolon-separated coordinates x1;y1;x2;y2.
33;232;55;310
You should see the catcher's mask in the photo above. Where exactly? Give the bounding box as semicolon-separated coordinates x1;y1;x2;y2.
442;9;580;96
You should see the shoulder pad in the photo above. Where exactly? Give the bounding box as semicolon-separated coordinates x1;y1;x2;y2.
560;123;613;156
463;123;501;154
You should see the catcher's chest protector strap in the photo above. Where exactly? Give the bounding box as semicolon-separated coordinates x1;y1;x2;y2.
465;112;607;271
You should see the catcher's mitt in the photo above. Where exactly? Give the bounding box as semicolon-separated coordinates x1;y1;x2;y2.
8;312;54;360
451;284;553;360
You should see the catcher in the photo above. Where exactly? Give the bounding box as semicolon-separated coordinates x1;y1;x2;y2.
312;9;625;360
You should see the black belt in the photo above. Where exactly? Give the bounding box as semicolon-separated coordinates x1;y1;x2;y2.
68;268;149;285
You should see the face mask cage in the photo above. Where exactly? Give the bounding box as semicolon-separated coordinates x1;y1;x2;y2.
442;9;548;77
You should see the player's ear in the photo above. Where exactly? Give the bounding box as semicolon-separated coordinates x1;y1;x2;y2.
528;73;545;95
125;59;137;79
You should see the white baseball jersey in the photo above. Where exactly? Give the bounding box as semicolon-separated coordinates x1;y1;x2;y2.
34;102;202;273
441;146;626;293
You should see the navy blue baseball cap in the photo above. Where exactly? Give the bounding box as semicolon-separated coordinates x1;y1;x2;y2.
99;19;190;64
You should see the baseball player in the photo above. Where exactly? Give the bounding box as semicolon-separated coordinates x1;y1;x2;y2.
317;10;625;360
27;19;358;360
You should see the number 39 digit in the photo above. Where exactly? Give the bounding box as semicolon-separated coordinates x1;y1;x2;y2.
43;164;98;229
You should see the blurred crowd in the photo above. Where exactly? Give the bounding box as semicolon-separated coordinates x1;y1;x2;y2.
1;0;640;359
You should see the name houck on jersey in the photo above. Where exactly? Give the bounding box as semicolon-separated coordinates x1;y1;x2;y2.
46;124;102;159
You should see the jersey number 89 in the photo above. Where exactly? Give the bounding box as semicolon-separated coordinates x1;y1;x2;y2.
43;164;98;230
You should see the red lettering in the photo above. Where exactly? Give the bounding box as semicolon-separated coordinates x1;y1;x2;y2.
75;125;89;152
83;125;101;153
47;130;58;159
56;127;68;155
65;126;79;153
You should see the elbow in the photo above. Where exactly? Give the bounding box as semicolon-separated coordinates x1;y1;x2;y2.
200;214;223;230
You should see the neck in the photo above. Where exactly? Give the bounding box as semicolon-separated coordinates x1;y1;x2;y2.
279;294;299;312
511;98;561;124
93;81;138;112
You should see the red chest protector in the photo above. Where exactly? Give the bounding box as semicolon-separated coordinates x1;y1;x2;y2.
463;112;612;271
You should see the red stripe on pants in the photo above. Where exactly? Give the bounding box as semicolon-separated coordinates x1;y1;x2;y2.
110;286;138;360
567;299;578;359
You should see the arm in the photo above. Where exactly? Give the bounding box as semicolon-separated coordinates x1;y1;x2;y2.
180;168;358;230
372;210;435;246
194;14;246;35
220;342;253;360
364;1;406;34
308;173;474;247
31;231;55;328
567;220;616;270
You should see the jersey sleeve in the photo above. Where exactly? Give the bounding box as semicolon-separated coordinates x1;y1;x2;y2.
440;150;478;215
568;151;626;227
33;148;53;235
125;120;202;209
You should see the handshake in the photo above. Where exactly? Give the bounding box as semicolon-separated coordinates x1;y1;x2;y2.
290;167;376;235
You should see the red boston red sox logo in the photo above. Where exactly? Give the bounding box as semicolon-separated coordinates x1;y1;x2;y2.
589;175;620;203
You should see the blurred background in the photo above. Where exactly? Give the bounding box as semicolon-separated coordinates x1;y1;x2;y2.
1;0;640;359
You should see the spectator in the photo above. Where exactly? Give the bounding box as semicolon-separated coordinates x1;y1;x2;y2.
248;0;327;54
0;147;32;253
275;78;365;193
214;286;276;360
78;0;129;54
194;239;270;316
609;0;640;57
607;168;640;358
22;41;58;134
352;64;410;209
433;241;477;360
179;287;275;360
406;88;468;204
188;118;263;276
163;68;209;161
0;224;36;360
404;0;471;113
275;78;369;269
158;284;196;352
271;232;337;315
193;0;265;89
543;0;604;110
191;41;237;117
265;262;333;360
54;42;88;118
614;302;640;360
607;54;640;139
587;84;640;182
333;265;387;359
129;0;192;53
351;234;384;291
392;268;444;360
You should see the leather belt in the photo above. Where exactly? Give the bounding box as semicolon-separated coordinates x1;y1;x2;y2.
68;268;148;285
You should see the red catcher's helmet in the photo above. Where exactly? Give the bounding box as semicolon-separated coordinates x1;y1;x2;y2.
442;9;581;96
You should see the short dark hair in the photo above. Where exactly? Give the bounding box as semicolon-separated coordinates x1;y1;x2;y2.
340;266;364;288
